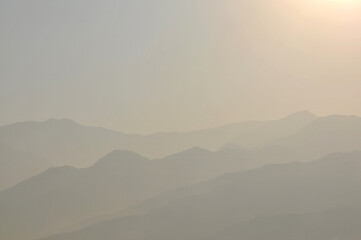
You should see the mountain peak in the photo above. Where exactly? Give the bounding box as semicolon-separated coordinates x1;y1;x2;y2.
304;114;361;129
177;147;211;156
93;150;148;167
159;147;211;160
44;118;79;125
284;111;317;120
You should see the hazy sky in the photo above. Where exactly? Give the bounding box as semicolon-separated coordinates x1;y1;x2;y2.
1;0;361;134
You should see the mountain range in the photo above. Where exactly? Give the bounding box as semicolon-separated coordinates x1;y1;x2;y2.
1;112;361;240
0;111;316;190
38;152;361;240
0;145;303;240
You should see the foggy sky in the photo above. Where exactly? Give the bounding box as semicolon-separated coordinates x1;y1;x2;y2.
1;0;361;134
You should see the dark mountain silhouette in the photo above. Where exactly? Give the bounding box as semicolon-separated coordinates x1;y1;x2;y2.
0;143;49;191
0;112;316;168
0;146;301;240
0;112;316;192
39;152;361;240
0;150;151;240
3;113;361;240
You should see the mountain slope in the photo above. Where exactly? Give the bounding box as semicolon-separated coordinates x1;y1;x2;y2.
268;115;361;159
0;111;316;167
0;150;152;240
0;143;49;191
0;145;301;240
0;119;135;167
40;152;361;240
229;111;317;147
206;206;361;240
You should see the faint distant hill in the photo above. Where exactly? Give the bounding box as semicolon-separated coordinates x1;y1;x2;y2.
228;111;317;147
134;111;317;159
0;146;302;240
266;115;361;159
0;143;48;191
206;206;361;240
0;111;316;168
0;119;135;167
3;112;361;196
39;152;361;240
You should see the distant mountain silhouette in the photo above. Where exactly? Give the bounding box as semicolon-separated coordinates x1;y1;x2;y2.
3;112;361;240
0;145;302;240
0;112;316;168
267;115;361;159
229;111;316;147
0;143;49;191
38;152;361;240
139;111;316;158
0;112;317;191
0;119;135;167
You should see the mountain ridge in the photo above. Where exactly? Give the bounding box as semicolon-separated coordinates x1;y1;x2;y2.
38;151;361;240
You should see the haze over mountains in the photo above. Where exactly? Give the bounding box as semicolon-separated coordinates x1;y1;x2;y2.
0;111;315;190
206;206;361;240
0;111;316;164
3;111;361;192
2;0;361;239
270;115;361;159
2;0;361;133
1;112;361;240
39;152;361;240
0;146;302;240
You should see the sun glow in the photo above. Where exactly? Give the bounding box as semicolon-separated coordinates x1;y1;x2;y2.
332;0;359;2
322;0;361;8
296;0;361;8
288;0;361;21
